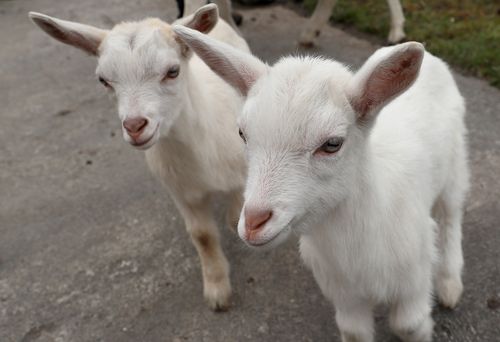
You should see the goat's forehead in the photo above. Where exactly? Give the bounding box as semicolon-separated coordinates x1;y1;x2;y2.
96;20;180;78
99;19;177;59
241;57;353;146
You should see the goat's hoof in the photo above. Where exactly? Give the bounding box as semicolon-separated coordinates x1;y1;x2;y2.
436;276;463;309
204;281;232;312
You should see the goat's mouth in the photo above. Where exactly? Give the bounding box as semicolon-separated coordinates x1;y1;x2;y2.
129;125;159;150
244;226;291;249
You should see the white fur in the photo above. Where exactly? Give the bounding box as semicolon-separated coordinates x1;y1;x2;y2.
29;5;249;310
299;0;406;47
175;29;469;341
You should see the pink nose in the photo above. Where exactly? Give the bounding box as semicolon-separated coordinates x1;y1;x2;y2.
123;117;148;139
244;207;273;232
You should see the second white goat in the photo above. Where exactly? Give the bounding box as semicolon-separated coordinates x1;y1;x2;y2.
29;5;248;310
174;26;469;341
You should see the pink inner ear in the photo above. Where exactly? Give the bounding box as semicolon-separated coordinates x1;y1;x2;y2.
190;10;216;34
196;14;212;33
353;49;422;119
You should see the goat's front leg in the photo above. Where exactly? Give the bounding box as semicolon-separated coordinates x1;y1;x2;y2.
386;0;406;44
299;0;338;47
389;278;434;341
335;299;374;342
178;196;231;311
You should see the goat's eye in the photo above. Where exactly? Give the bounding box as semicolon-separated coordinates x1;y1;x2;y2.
163;65;180;80
98;76;112;89
239;128;247;143
317;137;344;154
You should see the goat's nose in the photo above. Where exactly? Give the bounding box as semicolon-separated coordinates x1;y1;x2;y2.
244;207;273;231
123;117;148;137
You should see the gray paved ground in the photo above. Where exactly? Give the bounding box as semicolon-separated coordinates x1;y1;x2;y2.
1;0;499;341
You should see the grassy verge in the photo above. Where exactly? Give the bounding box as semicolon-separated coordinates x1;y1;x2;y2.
302;0;500;87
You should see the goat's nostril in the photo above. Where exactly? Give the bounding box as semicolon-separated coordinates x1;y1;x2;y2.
123;117;148;134
244;208;273;231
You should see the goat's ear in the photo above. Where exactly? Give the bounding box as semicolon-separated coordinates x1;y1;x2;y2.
173;4;219;58
29;12;107;56
173;25;267;96
175;4;219;34
347;42;424;121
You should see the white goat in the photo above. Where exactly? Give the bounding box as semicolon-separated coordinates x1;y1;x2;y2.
174;26;469;341
29;4;248;310
299;0;406;47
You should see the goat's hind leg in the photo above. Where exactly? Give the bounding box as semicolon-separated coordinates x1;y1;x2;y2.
433;168;468;308
178;196;232;311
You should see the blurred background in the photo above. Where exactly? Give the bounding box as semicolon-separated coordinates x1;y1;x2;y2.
300;0;500;87
0;0;499;341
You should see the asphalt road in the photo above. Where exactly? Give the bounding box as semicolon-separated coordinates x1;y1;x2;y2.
1;1;499;341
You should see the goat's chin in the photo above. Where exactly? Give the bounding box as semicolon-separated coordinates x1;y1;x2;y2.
129;135;158;150
244;226;291;251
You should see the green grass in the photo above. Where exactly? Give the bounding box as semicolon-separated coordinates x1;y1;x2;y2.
302;0;500;87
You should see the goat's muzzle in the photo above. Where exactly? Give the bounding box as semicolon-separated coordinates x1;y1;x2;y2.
123;117;148;140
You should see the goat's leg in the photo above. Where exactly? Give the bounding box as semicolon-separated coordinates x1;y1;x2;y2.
434;205;464;308
386;0;406;44
389;293;434;341
299;0;337;47
389;266;434;342
226;188;244;232
433;155;468;309
178;196;231;311
335;299;374;342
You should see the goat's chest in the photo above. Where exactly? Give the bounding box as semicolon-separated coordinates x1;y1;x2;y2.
145;137;245;201
299;225;402;304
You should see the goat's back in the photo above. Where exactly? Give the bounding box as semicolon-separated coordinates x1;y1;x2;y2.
370;52;466;202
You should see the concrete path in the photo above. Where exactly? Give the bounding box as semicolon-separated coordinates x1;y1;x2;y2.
1;1;499;341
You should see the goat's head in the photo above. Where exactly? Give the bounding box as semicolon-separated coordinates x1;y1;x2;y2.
29;5;219;150
174;26;424;247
